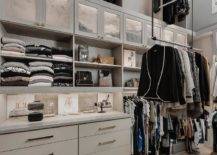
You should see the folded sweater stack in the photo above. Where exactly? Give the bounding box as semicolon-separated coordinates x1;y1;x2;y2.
1;37;26;56
0;62;30;86
52;47;73;62
53;63;73;87
26;45;52;58
29;61;54;87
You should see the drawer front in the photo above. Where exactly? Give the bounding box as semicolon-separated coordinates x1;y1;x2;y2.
79;118;131;138
79;130;130;155
94;145;131;155
0;139;78;155
0;125;78;152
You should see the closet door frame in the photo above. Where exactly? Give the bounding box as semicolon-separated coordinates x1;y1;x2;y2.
41;0;74;34
0;0;42;27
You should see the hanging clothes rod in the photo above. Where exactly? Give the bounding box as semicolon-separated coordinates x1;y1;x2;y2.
159;0;177;8
152;37;191;48
151;0;195;50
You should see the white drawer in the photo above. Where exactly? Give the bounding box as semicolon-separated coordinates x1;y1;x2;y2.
93;145;131;155
79;118;131;138
0;139;78;155
0;125;78;152
79;129;130;155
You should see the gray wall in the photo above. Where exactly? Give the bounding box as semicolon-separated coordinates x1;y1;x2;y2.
193;0;217;32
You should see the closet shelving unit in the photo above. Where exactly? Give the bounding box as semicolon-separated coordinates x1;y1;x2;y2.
0;0;191;95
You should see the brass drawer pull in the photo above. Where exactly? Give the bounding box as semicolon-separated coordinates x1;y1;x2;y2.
26;135;54;142
98;140;116;146
98;125;116;131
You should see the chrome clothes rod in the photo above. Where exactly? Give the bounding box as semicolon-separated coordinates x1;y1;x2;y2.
159;0;177;8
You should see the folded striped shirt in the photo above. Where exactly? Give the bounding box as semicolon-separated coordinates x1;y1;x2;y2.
1;37;25;46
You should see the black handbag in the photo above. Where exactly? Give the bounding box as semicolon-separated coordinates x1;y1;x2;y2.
75;71;94;86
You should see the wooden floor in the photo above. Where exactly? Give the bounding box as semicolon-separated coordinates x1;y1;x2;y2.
174;145;214;155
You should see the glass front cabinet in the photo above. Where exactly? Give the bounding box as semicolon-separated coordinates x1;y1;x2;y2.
75;0;100;38
0;0;74;33
175;32;188;45
0;0;41;26
75;0;123;43
43;0;74;32
124;15;143;46
162;29;174;45
101;8;123;43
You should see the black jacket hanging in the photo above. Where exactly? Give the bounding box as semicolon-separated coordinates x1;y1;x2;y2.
137;44;185;104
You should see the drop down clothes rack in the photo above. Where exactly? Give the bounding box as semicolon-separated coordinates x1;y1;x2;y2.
151;0;196;50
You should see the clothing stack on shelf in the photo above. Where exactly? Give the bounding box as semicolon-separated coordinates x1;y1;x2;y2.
1;37;26;56
29;61;54;87
0;62;30;86
53;63;73;87
52;47;73;62
26;45;52;58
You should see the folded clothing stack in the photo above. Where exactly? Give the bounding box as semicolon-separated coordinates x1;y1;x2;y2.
0;62;30;86
26;45;52;58
53;63;73;87
29;61;54;87
1;37;26;56
52;47;73;62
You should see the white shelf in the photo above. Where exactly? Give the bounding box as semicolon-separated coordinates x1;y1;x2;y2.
0;53;73;63
123;66;141;72
75;61;122;69
0;87;123;94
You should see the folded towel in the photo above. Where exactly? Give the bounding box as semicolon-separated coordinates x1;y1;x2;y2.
1;50;25;56
30;66;54;74
1;37;25;46
3;43;26;51
52;55;72;62
1;80;29;86
29;79;53;85
1;66;31;75
52;47;72;57
28;82;52;87
1;76;29;82
29;61;53;68
30;75;53;82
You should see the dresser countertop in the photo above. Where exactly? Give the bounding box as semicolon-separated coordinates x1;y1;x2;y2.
0;111;130;135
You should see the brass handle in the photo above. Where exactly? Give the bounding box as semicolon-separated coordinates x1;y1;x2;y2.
26;135;54;142
98;125;116;131
98;140;116;146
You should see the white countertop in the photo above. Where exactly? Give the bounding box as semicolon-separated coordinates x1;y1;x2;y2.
0;111;130;135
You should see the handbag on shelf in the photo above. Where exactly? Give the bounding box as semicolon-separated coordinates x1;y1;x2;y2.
75;71;94;86
98;70;113;87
